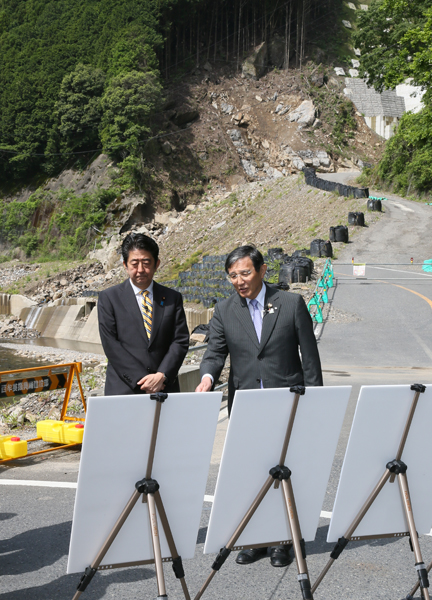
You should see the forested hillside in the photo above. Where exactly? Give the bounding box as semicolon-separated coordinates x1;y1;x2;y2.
355;0;432;197
0;0;346;187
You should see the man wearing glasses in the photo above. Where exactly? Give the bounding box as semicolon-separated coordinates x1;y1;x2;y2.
196;244;322;567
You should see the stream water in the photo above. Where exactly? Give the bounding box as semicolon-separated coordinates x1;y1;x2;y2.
0;337;104;371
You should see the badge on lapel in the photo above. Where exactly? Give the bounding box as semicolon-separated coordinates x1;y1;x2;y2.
263;302;277;316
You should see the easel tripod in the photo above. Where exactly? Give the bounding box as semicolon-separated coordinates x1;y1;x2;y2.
72;392;191;600
194;385;314;600
311;383;430;600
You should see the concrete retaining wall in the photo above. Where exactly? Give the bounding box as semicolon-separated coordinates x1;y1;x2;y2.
0;293;36;316
303;167;369;198
6;295;211;345
184;307;214;332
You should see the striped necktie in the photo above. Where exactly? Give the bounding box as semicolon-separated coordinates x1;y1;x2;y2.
140;290;153;339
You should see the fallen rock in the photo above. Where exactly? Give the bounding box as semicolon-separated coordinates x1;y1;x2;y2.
288;100;316;126
242;42;267;80
172;105;199;126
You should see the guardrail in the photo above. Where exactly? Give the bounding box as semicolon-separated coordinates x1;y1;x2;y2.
307;259;334;323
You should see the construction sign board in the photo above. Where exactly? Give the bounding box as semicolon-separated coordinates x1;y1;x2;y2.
0;373;68;398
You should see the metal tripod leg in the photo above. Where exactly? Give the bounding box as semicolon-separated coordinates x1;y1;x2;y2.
406;559;432;600
147;492;168;598
155;491;191;600
311;468;391;594
193;474;275;600
281;478;313;600
72;489;141;599
398;473;430;600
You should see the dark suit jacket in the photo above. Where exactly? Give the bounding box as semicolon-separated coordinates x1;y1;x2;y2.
98;279;189;395
200;284;323;413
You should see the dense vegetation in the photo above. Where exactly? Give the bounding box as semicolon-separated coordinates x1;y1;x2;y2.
355;0;432;197
0;0;344;187
0;188;117;260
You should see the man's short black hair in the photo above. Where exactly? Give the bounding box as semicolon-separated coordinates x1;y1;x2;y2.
122;233;159;265
225;245;264;273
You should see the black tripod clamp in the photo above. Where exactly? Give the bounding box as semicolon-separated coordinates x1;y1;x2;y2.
386;460;407;475
410;384;426;393
290;385;306;395
150;392;168;402
76;566;97;592
270;465;292;480
135;478;160;494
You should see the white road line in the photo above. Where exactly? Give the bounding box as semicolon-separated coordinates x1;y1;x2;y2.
0;481;333;519
0;479;77;488
367;266;432;277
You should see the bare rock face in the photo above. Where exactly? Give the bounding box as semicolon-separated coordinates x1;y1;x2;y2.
44;154;113;196
242;42;267;80
288;100;316;126
88;235;122;273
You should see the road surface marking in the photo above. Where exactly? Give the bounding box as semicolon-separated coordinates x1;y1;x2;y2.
392;284;432;310
0;479;77;488
0;481;334;518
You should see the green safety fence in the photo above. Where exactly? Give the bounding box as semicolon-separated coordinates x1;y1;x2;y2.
307;259;334;324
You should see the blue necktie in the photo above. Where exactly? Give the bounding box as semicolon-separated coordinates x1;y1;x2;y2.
250;299;262;342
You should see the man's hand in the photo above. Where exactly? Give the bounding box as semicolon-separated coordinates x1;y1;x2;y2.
138;372;166;393
195;376;213;393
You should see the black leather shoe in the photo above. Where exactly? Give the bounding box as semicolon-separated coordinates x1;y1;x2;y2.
235;547;268;565
270;545;293;567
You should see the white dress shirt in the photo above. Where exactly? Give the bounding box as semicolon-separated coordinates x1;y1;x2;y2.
130;279;154;309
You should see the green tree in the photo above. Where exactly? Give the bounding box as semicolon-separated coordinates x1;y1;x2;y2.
54;63;105;152
100;70;163;160
108;27;160;76
355;0;432;196
354;0;432;96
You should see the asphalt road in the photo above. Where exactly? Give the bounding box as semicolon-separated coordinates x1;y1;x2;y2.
2;177;432;599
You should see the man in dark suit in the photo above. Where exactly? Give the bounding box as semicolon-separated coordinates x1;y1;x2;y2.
196;245;322;567
98;233;189;395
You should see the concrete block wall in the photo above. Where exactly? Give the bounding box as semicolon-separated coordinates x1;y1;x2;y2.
0;293;36;316
184;307;214;332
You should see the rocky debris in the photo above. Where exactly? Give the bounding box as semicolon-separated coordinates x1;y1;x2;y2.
0;263;38;287
0;315;40;339
288;100;316;126
242;42;267;80
23;262;106;304
220;102;234;115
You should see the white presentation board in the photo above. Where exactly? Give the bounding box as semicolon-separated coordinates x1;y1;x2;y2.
68;392;222;573
328;385;432;543
204;386;350;554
